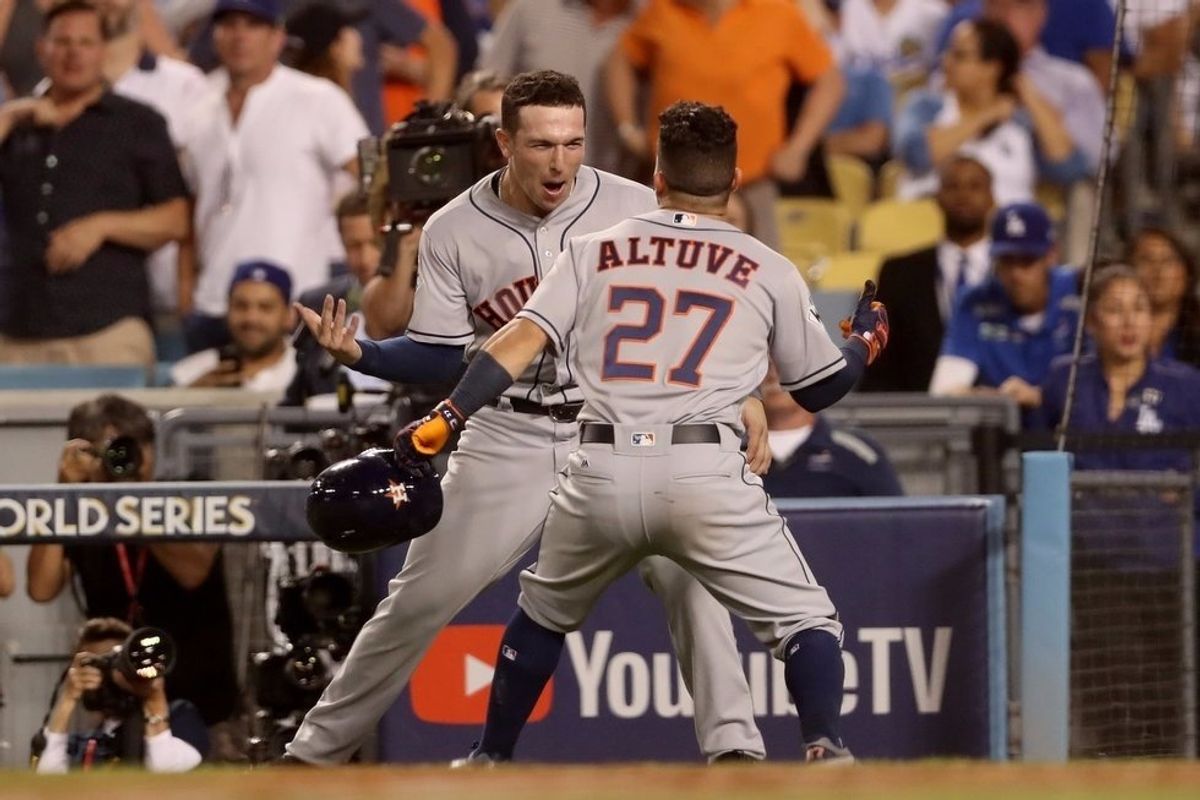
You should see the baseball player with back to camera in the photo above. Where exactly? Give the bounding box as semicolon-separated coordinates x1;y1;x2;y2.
292;71;772;764
398;100;890;764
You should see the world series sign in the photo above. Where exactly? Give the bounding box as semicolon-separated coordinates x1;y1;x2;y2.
0;482;312;542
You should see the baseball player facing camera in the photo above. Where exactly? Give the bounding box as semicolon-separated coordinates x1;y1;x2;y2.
398;100;889;765
294;70;774;764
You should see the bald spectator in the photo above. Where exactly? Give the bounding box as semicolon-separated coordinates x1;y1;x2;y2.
864;155;996;392
177;0;368;354
485;0;635;174
607;0;844;248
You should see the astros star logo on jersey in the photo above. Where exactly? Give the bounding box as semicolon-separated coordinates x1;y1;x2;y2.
385;480;409;509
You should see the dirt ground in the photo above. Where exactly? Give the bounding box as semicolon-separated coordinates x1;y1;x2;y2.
5;761;1200;800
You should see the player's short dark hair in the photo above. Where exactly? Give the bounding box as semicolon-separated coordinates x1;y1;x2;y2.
43;0;104;35
335;190;371;222
66;394;155;446
656;101;738;199
500;70;586;134
77;617;132;650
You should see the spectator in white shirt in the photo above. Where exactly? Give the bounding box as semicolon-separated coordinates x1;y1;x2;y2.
177;0;368;354
93;0;207;320
171;260;297;392
33;617;205;774
836;0;948;89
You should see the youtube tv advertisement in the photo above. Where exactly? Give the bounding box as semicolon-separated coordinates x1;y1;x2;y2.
376;498;1006;762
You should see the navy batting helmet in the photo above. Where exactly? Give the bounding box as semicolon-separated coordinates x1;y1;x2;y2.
306;448;443;554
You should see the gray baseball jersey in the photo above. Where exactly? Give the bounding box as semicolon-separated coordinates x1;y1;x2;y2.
288;172;765;763
513;207;845;663
517;209;846;427
407;166;654;406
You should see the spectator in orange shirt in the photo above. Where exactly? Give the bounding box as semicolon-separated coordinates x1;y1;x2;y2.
606;0;844;248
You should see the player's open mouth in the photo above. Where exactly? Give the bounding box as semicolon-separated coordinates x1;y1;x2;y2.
543;181;566;197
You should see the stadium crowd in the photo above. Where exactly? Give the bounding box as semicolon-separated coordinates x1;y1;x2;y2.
0;0;1199;769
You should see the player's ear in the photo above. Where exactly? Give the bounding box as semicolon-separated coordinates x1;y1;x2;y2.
652;170;667;198
730;167;743;195
495;126;513;161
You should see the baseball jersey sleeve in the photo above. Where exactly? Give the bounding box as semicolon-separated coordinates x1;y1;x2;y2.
516;246;581;355
405;228;476;346
771;269;846;391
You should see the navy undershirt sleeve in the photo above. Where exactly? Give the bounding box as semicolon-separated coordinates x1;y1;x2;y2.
352;337;465;384
789;339;869;412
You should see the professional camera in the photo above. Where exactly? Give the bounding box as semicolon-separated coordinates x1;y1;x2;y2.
262;421;393;481
80;627;176;717
100;435;142;481
249;569;365;762
359;100;503;229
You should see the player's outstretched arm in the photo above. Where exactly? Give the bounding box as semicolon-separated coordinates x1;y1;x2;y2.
793;281;890;412
296;294;465;384
398;319;551;459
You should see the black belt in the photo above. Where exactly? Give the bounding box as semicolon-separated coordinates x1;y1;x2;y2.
579;423;722;445
489;397;582;422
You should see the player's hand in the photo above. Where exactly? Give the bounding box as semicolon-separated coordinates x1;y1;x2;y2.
740;397;771;476
45;214;108;273
296;295;363;366
839;280;889;365
395;400;466;462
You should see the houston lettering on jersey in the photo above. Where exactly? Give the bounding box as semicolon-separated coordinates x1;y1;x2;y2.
473;275;539;330
596;236;760;289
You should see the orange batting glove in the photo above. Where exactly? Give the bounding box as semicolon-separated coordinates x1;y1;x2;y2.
395;400;465;462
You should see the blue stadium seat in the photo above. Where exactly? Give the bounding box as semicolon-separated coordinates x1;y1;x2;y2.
0;364;149;390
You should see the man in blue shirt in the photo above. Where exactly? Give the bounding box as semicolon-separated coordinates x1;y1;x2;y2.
930;201;1080;401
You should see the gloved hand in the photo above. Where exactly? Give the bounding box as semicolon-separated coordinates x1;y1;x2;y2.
395;400;466;462
838;280;889;365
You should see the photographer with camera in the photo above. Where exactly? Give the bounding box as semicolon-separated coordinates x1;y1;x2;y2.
33;618;206;773
26;395;243;759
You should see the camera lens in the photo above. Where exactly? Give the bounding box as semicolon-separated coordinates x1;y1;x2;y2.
409;146;447;187
102;435;142;480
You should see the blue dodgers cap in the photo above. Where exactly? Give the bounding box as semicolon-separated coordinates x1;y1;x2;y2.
229;260;293;302
212;0;282;24
990;202;1054;258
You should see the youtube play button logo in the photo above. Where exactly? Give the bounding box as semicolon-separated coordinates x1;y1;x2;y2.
411;625;554;724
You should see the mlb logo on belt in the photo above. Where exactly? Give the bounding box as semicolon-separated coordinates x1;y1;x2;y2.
631;432;656;447
410;625;554;724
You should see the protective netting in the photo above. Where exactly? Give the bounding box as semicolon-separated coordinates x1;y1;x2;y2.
1068;471;1196;757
